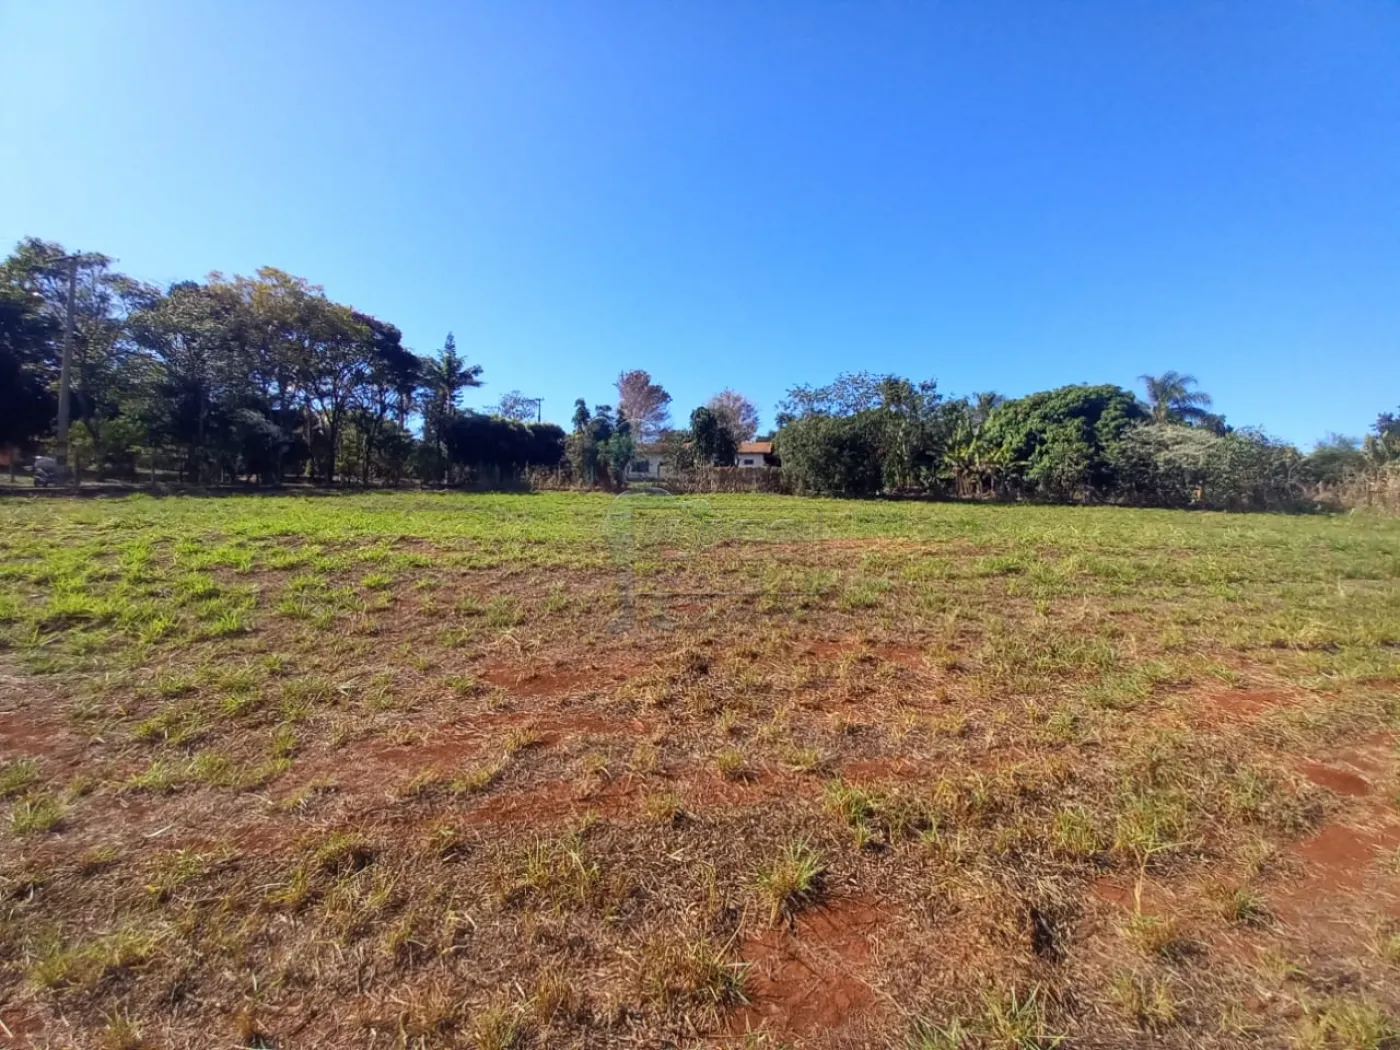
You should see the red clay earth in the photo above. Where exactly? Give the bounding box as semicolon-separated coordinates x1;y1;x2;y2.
0;703;91;771
1295;760;1373;797
1087;876;1178;917
730;894;892;1041
1273;817;1400;960
1200;688;1295;722
1287;731;1400;893
460;775;641;826
1293;821;1400;894
1271;730;1400;956
802;639;926;670
480;660;641;698
0;1006;44;1043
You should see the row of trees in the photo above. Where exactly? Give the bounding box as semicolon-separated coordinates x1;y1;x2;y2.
772;370;1398;510
1;239;565;485
5;235;1394;508
551;366;1365;512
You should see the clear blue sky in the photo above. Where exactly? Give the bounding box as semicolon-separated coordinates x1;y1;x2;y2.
3;1;1397;444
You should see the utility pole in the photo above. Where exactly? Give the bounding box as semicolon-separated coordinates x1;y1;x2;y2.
56;256;79;485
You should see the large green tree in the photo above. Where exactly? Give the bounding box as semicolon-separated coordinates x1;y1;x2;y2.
1304;434;1366;486
774;372;954;494
1114;422;1305;510
492;390;540;422
348;312;420;484
775;413;883;496
129;280;247;480
775;371;887;426
4;238;160;475
0;283;58;451
981;384;1147;499
690;406;737;466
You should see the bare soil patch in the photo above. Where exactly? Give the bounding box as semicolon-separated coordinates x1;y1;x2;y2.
730;895;892;1040
480;658;642;698
461;774;642;826
1296;760;1373;797
801;638;926;670
1200;688;1296;722
1294;821;1400;889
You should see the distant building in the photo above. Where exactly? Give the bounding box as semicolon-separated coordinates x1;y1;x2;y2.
626;444;669;479
623;439;777;478
735;440;775;469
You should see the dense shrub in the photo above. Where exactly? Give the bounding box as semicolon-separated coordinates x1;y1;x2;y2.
771;376;1328;511
978;385;1146;500
774;374;953;496
1113;424;1306;510
776;414;884;496
443;415;565;473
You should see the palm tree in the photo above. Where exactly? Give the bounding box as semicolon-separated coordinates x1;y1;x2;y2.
419;333;483;478
1140;371;1213;425
970;391;1005;427
421;333;483;417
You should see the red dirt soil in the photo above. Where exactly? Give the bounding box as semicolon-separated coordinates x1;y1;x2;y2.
481;660;639;698
0;705;92;770
0;1006;45;1042
1296;760;1372;797
730;895;891;1041
461;774;641;827
1200;689;1295;722
1294;821;1400;892
1273;818;1400;953
1087;876;1177;917
1337;733;1397;776
801;639;925;670
1270;731;1400;946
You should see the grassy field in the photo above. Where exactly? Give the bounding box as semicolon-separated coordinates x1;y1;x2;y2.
2;491;1399;1050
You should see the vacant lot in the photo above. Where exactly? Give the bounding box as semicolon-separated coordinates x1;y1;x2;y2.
1;491;1399;1049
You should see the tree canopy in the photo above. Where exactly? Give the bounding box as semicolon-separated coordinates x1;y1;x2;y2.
0;239;569;486
615;369;672;442
1140;371;1214;426
4;232;1391;509
706;389;760;444
690;406;737;466
979;384;1147;499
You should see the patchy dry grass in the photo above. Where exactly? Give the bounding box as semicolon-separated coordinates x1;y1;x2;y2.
1;490;1399;1047
754;839;825;924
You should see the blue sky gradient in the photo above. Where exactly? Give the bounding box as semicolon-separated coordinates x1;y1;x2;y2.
3;1;1396;443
